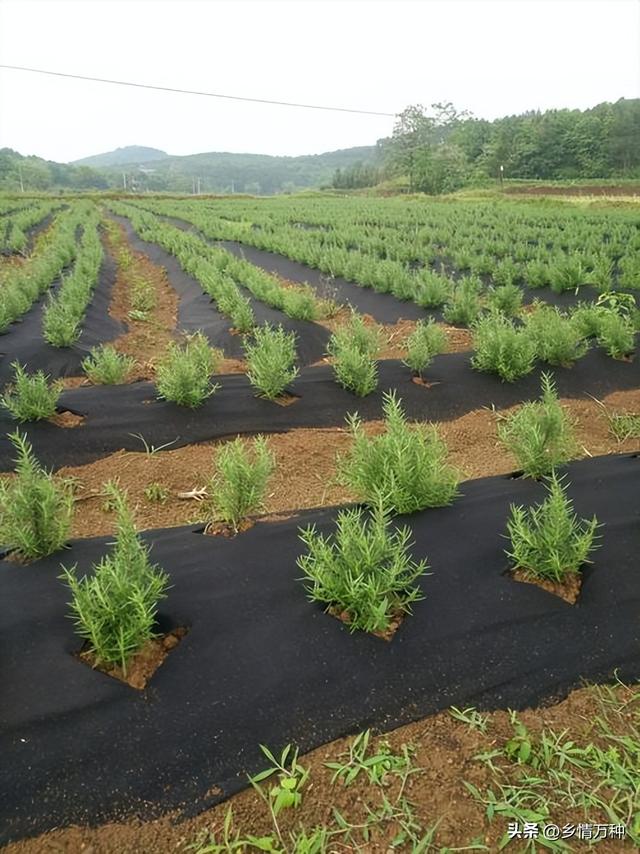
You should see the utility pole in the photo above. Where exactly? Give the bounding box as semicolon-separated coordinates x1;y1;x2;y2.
230;179;235;194
197;177;201;195
499;164;504;190
122;172;127;191
18;165;24;193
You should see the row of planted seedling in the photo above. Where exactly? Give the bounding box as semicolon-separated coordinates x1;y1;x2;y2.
108;201;339;329
41;208;104;347
0;376;603;677
130;193;640;260
125;197;640;329
162;193;639;263
1;295;637;423
0;199;61;255
127;196;640;299
0;203;91;331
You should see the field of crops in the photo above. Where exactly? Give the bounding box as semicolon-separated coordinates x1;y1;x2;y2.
1;193;639;851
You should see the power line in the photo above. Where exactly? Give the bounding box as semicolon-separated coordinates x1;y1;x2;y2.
0;64;397;117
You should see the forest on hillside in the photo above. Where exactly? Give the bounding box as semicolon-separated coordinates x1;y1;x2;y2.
334;97;640;193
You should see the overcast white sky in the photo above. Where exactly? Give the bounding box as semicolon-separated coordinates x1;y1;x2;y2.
0;0;638;164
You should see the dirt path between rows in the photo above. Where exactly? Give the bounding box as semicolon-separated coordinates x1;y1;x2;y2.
35;386;640;540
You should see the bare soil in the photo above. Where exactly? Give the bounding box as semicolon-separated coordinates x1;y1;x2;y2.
329;604;405;641
6;681;636;853
100;220;180;381
511;567;582;604
49;410;85;428
77;628;187;691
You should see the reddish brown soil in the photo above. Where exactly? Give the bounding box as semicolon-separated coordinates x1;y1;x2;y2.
60;223;246;388
100;221;179;381
49;411;85;428
78;628;187;690
316;312;472;364
6;681;636;853
329;604;405;641
511;567;582;604
270;390;299;406
204;518;254;537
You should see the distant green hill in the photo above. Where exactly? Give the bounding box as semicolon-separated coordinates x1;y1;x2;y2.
0;144;378;194
0;147;109;191
73;146;169;167
83;145;379;194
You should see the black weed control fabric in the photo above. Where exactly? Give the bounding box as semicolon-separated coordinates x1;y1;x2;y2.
114;216;330;366
1;454;639;843
213;239;633;316
162;213;611;321
159;213;426;323
0;348;637;471
0;252;123;386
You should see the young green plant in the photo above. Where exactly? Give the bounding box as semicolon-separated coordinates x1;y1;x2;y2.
497;373;578;478
0;363;63;422
297;498;427;635
338;391;460;513
327;311;380;397
0;431;73;560
206;435;275;532
402;318;447;380
506;472;600;583
155;332;220;408
244;324;299;400
82;345;136;385
60;482;169;673
471;312;536;382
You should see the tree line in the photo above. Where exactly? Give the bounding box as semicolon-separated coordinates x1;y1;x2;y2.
333;98;640;193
